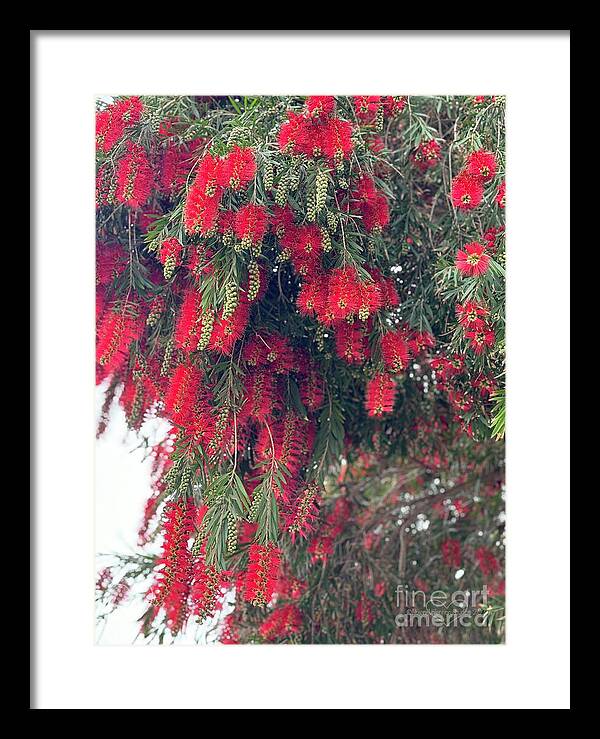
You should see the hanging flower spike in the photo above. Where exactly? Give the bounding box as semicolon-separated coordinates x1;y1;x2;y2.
298;362;325;411
234;203;269;251
174;288;212;353
465;149;498;182
218;146;256;191
259;604;302;641
451;172;484;210
475;546;500;578
296;274;327;319
158;237;183;281
96;307;142;377
472;372;497;399
96;96;144;153
115;142;154;209
409;330;436;357
163;363;203;426
183;168;222;236
455;242;490;277
381;331;412;374
335;323;370;365
244;543;281;607
326;267;362;322
365;373;397;416
322;117;354;164
240;368;278;422
286;482;321;541
289;224;323;277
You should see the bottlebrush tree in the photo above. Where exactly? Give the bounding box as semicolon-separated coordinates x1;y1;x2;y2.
96;94;506;644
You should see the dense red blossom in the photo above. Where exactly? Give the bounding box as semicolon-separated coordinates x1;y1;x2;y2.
365;373;397;416
456;242;490;277
174;289;211;353
234;203;269;245
352;174;390;232
115;142;154;208
466;150;497;182
305;95;336;118
381;331;412;373
207;296;250;355
296;274;327;319
298;362;325;411
326;267;362;320
409;330;436;356
288;224;323;276
335;323;370;365
259;604;302;641
217;146;256;191
183;183;221;235
158;237;183;267
465;325;495;354
286;482;321;541
240;369;278;422
96;308;142;377
451;172;484;210
472;373;497;399
244;544;281;606
475;547;500;578
164;364;203;426
456;300;490;329
96;96;144;153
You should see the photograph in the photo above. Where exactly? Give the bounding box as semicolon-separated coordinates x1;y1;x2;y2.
95;93;506;645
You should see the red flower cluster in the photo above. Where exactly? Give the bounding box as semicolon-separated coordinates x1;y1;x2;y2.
259;604;302;641
286;481;321;541
496;179;506;208
234;204;269;248
278;102;353;163
456;241;490;277
353;95;406;124
96;308;142;379
381;330;412;373
96;96;144;153
244;543;281;606
441;539;462;568
351;174;390;233
365;372;397;416
451;149;498;210
412;139;441;172
115;142;154;208
163;364;203;426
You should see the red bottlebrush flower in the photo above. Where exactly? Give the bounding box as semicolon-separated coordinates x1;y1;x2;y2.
96;308;141;376
234;203;269;247
271;204;296;240
193;153;221;197
456;300;490;329
381;331;411;373
465;324;495;354
96;96;144;153
296;274;327;318
308;535;335;563
183;180;221;236
289;224;323;276
456;241;490;277
298;362;325;411
241;369;278;422
448;389;473;412
466;149;497;182
278;111;307;154
115;142;154;208
259;604;302;641
365;373;397;416
147;500;196;628
327;267;362;321
409;330;436;356
412;139;441;172
207;295;250;355
286;481;321;541
174;288;211;353
441;539;462;568
367;267;400;309
322;117;354;163
475;546;500;578
306;95;336;118
451;172;484;210
158;237;183;279
496;179;506;208
472;372;497;399
335;323;370;365
244;543;281;607
374;581;386;597
243;331;296;373
353;95;382;124
164;364;203;425
190;558;223;621
218;146;256;191
159;139;204;195
352;174;390;233
96;243;126;286
383;95;407;116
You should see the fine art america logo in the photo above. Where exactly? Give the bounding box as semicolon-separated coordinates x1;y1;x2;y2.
394;584;492;628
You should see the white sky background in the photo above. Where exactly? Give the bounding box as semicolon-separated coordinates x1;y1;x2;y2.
95;385;227;645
